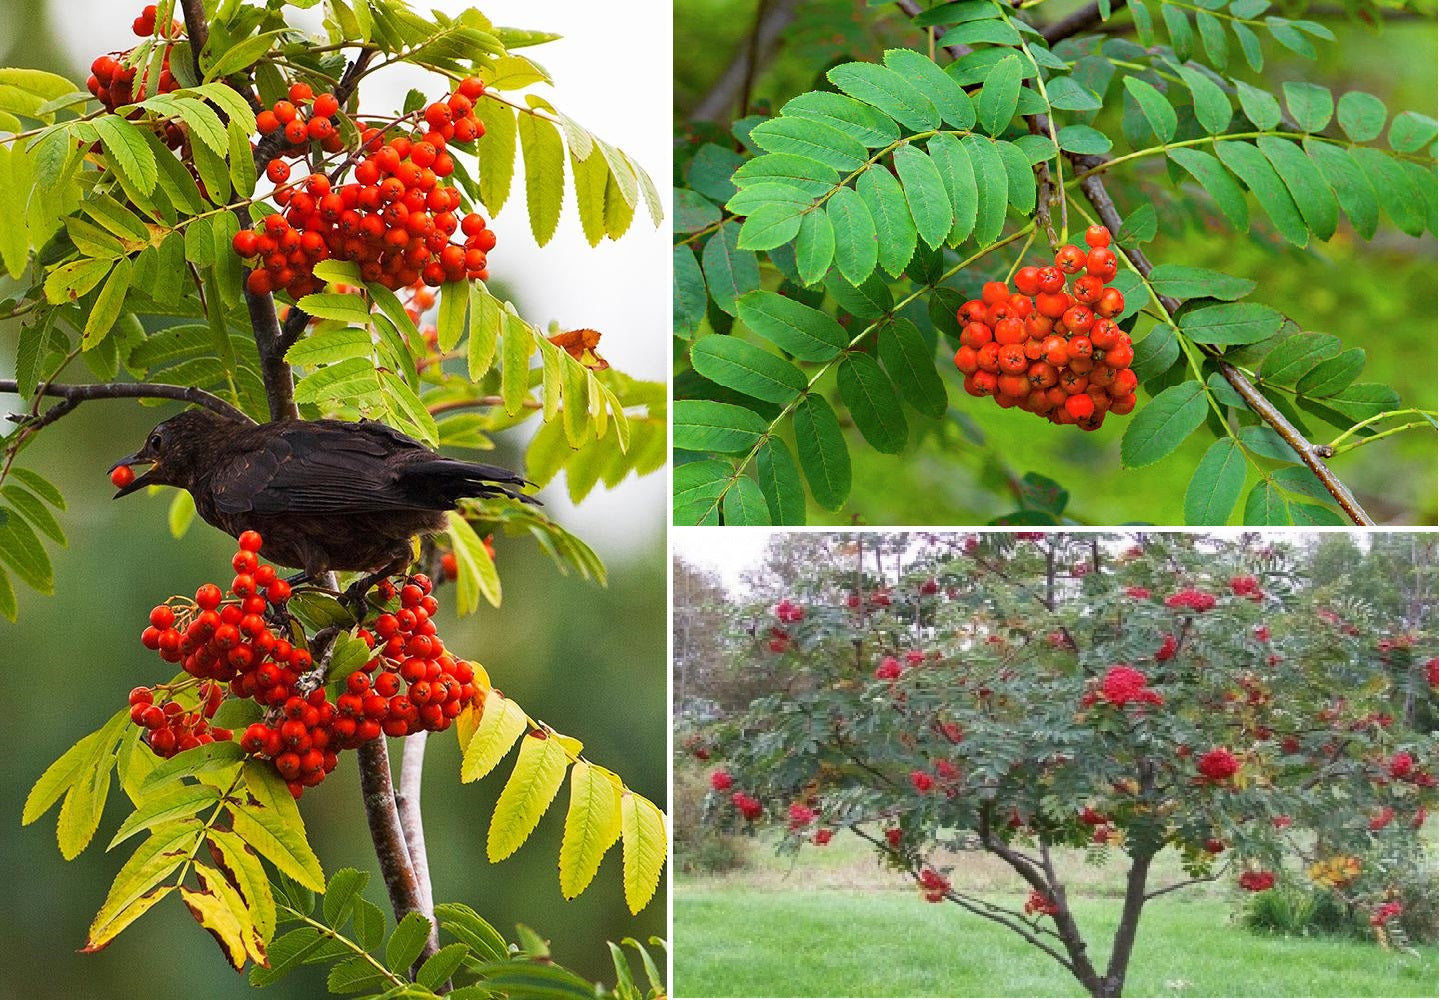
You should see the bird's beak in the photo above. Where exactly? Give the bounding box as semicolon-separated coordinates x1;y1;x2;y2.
109;452;157;499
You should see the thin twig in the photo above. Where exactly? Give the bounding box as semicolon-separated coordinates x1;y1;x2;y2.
396;732;439;951
358;737;441;965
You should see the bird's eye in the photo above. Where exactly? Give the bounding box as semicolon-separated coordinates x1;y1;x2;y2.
148;433;162;450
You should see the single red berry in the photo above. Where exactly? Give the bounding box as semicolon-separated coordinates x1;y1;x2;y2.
288;82;314;104
312;92;339;118
1084;224;1112;248
110;465;136;488
196;583;223;610
266;159;290;184
1054;244;1085;274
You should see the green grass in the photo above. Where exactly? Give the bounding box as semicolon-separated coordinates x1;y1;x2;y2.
674;887;1440;998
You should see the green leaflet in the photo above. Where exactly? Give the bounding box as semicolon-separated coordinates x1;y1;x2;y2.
877;317;947;419
1168;147;1249;232
1184;438;1245;525
700;221;759;316
892;143;951;250
690;335;808;404
758;438;806;525
1055;125;1112;156
1176;66;1232;135
674;460;731;525
1350;147;1426;237
731;153;838;197
1179;302;1286;345
781;91;899;148
1147;265;1255;301
1256;136;1337;241
749;116;868;173
1305;139;1379;241
1214;141;1308;247
1256;332;1341;386
959;135;1007;247
1120;381;1208;468
977;55;1021;136
91;115;158;196
672;399;766;455
837;352;907;454
736;289;849;362
927;133;977;245
826;185;879;287
792;394;851;510
794;209;836;286
995;140;1035;213
1283;81;1333;134
882;49;975;130
856;166;917;277
1336;90;1387;143
673;245;708;335
722;475;771;525
1123;77;1177;144
827;61;939;132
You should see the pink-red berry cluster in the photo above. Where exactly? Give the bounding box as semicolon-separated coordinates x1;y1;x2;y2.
131;531;479;798
1371;901;1403;926
709;769;733;791
1197;747;1240;782
1083;665;1163;709
1024;889;1060;916
233;76;497;298
1164;588;1217;612
918;867;951;903
1229;575;1264;600
953;226;1136;429
774;599;804;623
731;792;763;820
1238;870;1275;892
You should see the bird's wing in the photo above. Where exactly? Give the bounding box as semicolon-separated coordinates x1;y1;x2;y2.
210;420;436;516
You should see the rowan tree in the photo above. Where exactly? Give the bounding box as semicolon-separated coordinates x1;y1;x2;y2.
1;1;666;995
700;532;1438;998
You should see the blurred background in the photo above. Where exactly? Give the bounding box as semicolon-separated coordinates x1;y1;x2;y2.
0;1;669;996
675;0;1439;525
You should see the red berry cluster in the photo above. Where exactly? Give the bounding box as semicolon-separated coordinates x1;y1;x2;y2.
709;769;733;791
731;791;763;820
1371;901;1403;926
787;803;817;830
233;77;497;298
1024;889;1060;916
918;867;951;903
130;530;480;798
1154;633;1179;660
1238;870;1276;892
86;7;183;142
953;225;1137;430
1164;588;1217;612
127;683;232;759
774;599;804;623
1196;746;1240;782
255;83;347;157
1082;665;1164;709
1229;575;1264;600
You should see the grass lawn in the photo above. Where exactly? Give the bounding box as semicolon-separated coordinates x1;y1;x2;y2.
673;888;1440;998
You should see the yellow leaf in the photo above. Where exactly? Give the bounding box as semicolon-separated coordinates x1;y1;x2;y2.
209;830;278;943
85;821;202;950
620;792;667;915
228;762;325;891
558;762;622;899
181;863;267;970
461;690;528;783
487;731;569;862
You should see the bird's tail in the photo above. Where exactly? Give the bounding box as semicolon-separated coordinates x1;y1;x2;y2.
404;459;540;507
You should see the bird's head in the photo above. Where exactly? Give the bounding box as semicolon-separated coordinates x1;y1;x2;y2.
110;408;238;498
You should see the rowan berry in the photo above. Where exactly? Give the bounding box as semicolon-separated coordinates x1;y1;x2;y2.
1054;244;1085;274
110;465;136;488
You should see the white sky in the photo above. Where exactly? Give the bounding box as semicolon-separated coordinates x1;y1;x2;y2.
43;0;670;559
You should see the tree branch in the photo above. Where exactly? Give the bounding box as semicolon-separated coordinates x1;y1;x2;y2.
358;737;442;964
1;378;255;428
397;732;437;924
178;0;209;80
1144;869;1224;901
1040;2;1106;45
688;0;803;123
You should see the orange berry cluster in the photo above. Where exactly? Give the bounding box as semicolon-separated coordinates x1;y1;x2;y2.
233;77;497;298
131;530;481;798
86;7;182;144
952;225;1138;430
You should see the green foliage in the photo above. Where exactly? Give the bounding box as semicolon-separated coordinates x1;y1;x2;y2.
672;0;1437;525
247;868;668;999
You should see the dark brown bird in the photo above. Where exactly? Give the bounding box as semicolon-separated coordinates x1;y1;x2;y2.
111;409;536;580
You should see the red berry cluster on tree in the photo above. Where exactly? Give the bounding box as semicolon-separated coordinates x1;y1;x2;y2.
86;6;183;143
127;683;232;759
1196;746;1241;782
774;598;804;623
1024;889;1060;916
731;791;763;820
952;226;1137;430
709;769;733;791
232;76;498;298
917;867;950;903
129;530;481;798
1237;869;1276;892
1164;588;1217;612
1082;665;1164;709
